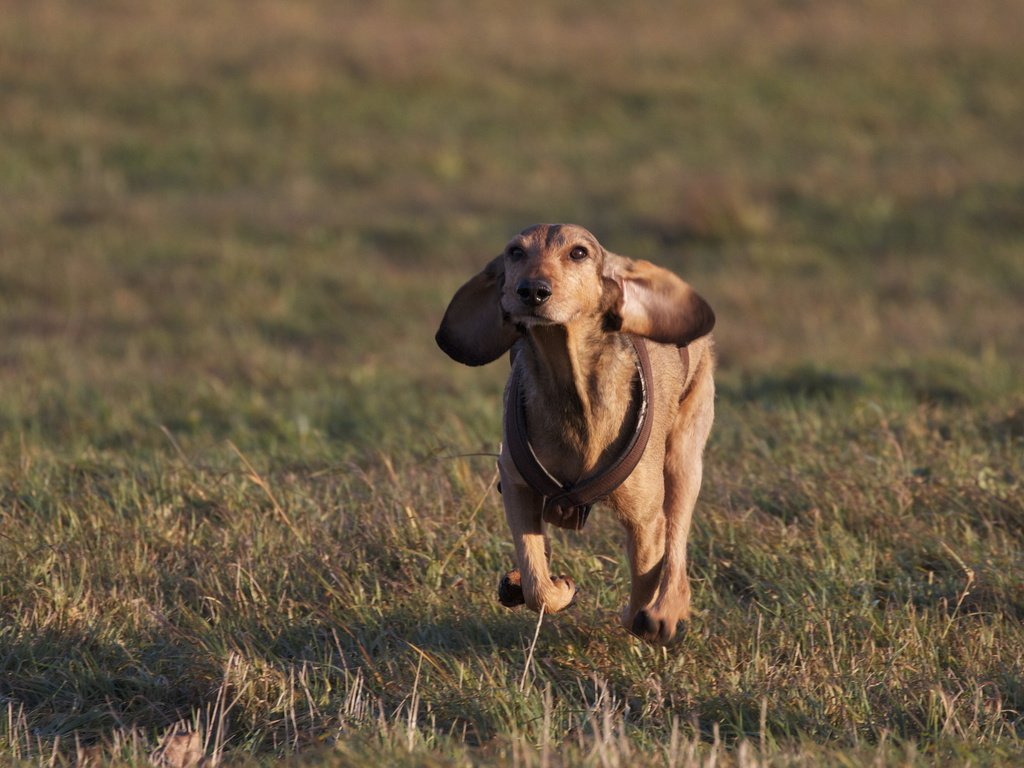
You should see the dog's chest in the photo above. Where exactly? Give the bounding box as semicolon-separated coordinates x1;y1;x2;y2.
523;388;639;484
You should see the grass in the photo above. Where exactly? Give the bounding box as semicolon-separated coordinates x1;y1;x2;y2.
1;0;1023;764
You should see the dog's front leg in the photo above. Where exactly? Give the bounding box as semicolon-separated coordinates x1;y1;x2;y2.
626;372;714;644
496;458;577;613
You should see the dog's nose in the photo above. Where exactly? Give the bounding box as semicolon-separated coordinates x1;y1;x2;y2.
516;278;552;307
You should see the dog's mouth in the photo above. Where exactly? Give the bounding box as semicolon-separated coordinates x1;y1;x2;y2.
504;301;584;330
502;298;556;325
511;313;555;327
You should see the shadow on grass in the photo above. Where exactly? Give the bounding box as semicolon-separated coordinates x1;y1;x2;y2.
0;628;218;744
234;608;590;749
252;606;546;661
1;609;552;754
727;367;864;402
723;361;988;405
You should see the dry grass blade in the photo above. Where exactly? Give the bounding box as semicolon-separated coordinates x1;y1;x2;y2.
519;605;546;694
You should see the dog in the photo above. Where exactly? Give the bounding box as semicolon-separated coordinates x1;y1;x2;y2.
436;224;715;644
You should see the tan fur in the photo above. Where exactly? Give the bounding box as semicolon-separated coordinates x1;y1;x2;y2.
437;224;715;644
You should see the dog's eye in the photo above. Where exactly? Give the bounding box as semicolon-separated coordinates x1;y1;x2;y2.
507;246;526;261
569;246;589;261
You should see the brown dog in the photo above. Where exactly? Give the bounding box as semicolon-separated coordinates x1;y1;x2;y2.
436;224;715;643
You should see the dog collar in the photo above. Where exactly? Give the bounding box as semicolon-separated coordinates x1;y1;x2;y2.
504;335;665;531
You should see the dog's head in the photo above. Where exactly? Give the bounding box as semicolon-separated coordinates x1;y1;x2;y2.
436;223;715;366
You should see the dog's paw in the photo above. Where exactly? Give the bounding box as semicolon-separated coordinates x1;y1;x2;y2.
499;570;578;612
629;609;686;645
554;574;578;610
498;569;526;608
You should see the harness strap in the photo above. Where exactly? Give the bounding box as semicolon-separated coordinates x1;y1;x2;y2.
506;335;680;531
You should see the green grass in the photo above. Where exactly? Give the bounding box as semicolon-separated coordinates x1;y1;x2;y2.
1;0;1023;765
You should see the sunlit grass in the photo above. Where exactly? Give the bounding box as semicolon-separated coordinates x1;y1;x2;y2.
1;0;1022;765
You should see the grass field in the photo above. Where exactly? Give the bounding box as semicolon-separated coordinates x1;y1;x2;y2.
2;1;1023;764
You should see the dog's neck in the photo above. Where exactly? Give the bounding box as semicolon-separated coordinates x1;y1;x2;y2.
516;323;639;480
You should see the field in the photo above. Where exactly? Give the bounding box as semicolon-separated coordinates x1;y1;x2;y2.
2;0;1023;764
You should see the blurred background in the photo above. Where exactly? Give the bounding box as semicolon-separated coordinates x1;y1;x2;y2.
2;0;1021;460
2;2;1023;761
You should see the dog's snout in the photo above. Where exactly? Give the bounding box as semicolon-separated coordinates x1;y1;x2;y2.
516;278;552;307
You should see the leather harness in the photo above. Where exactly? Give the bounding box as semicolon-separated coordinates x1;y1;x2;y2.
503;336;690;531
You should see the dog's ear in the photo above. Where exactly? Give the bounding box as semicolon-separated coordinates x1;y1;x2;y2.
601;254;715;346
436;256;518;366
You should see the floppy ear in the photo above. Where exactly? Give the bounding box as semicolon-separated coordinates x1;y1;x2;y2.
435;256;518;366
602;254;715;346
